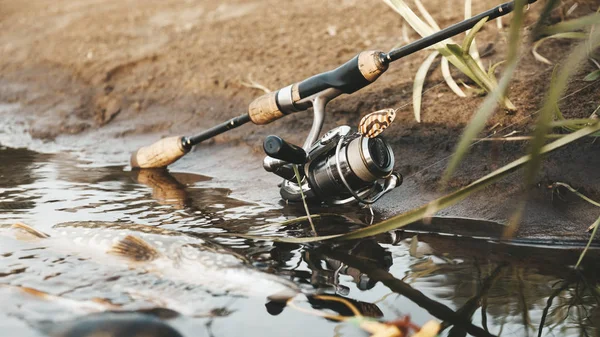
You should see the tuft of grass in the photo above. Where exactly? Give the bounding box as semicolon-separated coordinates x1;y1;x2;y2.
383;0;515;123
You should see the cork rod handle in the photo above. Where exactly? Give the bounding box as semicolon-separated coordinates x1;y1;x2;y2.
130;136;189;169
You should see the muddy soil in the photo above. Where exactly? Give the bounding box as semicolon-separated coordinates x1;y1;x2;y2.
0;0;599;241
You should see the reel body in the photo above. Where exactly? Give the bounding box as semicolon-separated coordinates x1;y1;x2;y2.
262;88;402;205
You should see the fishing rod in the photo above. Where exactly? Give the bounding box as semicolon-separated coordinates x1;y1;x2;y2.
131;0;536;205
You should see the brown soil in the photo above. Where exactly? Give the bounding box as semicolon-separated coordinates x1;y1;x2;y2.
0;0;599;241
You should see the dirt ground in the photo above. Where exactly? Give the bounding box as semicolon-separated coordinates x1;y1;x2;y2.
0;0;599;241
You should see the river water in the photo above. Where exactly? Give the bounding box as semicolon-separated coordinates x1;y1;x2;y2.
0;146;598;337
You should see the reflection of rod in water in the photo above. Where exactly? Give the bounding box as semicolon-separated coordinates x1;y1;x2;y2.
321;249;497;337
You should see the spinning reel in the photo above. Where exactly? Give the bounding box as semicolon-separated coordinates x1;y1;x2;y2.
262;88;402;205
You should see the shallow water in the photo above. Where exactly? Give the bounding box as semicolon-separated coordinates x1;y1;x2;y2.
1;146;599;337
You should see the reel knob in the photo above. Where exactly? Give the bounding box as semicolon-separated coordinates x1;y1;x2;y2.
263;136;307;165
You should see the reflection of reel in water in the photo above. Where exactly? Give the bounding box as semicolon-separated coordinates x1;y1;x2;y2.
304;240;393;292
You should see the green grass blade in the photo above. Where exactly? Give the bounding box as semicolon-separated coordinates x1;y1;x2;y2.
542;13;600;35
440;50;486;89
292;165;317;235
413;51;440;122
487;61;505;80
441;0;526;186
459;48;507;101
575;216;600;268
462;17;489;52
464;0;472;24
464;0;484;69
551;119;599;127
505;0;527;62
553;182;600;208
584;70;600;81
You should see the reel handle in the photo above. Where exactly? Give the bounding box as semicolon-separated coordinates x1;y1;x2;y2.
263;136;307;165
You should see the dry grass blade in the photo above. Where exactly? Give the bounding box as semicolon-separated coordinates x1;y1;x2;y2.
576;216;600;268
551;118;599;127
402;21;411;43
552;182;600;208
532;32;587;65
441;57;466;97
474;135;564;141
413;51;439;122
239;75;271;93
384;0;436;37
414;0;441;30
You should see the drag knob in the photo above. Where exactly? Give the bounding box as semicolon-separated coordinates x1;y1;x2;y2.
263;136;307;164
